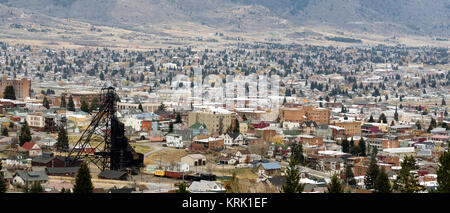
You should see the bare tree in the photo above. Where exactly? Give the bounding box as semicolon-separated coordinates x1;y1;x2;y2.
248;141;269;158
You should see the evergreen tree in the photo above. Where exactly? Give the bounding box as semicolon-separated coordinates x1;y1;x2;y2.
368;115;375;122
341;138;350;153
344;165;356;186
291;143;304;165
67;95;75;111
1;126;8;137
416;121;422;130
378;113;387;124
3;85;16;100
19;121;32;146
168;122;173;133
437;151;450;193
158;103;166;112
394;106;399;121
0;173;7;193
327;174;344;193
374;167;392;193
60;188;69;193
393;156;424;193
56;126;69;152
73;162;94;193
30;181;44;193
233;118;240;133
282;157;304;193
60;95;66;108
349;138;359;155
80;100;89;113
359;137;366;156
175;182;190;193
22;182;30;193
43;96;50;109
175;113;182;123
364;152;379;190
428;118;437;132
89;97;99;112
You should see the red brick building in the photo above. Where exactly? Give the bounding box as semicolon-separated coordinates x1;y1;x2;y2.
279;106;330;125
0;74;31;99
300;135;323;146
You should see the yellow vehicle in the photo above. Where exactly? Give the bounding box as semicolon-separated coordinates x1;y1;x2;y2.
154;170;165;177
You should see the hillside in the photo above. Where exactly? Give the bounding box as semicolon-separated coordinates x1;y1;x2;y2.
0;0;448;49
0;0;448;36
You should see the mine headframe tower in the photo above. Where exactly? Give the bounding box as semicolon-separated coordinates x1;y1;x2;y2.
65;87;144;171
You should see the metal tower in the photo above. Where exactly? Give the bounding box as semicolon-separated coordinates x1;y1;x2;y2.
65;87;143;171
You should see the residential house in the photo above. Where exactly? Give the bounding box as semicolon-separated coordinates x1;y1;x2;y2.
13;171;49;187
21;142;42;157
188;122;209;138
301;121;318;135
0;168;13;186
218;157;237;165
222;132;245;147
256;162;281;177
317;158;344;174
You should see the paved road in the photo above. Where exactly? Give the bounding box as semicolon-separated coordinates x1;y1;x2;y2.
137;142;164;157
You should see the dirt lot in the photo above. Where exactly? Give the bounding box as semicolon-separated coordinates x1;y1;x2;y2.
130;143;152;154
144;148;188;165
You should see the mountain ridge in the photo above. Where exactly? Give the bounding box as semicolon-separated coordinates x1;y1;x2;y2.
0;0;448;37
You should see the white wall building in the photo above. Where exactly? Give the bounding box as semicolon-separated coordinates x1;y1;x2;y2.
165;134;184;148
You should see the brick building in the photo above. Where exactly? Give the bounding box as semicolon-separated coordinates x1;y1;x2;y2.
368;138;399;150
299;135;323;147
333;121;362;137
279;106;330;125
188;108;233;134
141;120;153;132
0;74;31;99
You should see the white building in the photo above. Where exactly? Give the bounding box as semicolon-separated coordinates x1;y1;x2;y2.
221;133;245;147
165;134;184;148
26;114;45;128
